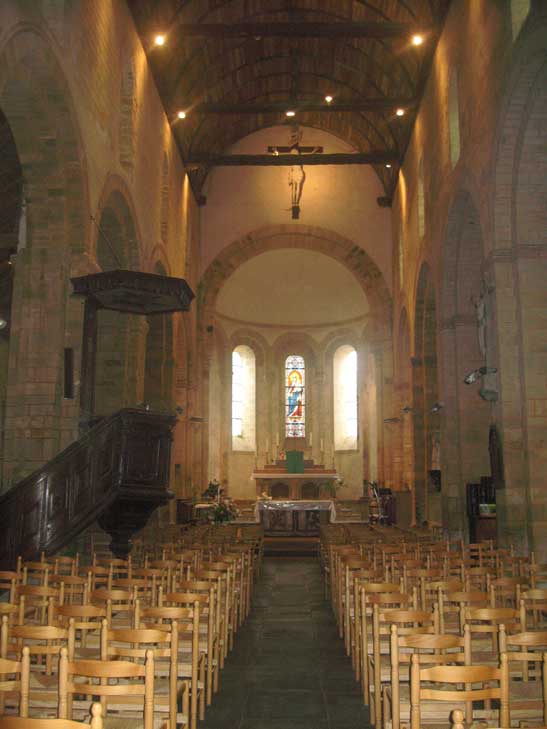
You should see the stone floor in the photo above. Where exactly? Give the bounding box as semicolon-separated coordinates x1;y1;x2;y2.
200;557;371;729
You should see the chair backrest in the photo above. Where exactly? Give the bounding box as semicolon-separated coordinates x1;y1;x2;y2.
410;652;509;729
58;647;154;729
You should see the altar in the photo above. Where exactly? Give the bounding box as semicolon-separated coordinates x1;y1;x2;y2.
258;500;335;536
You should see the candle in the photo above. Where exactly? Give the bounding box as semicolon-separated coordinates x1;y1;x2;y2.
275;433;280;447
309;432;313;447
320;438;324;452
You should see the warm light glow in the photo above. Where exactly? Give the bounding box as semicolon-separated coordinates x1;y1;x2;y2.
286;110;296;117
385;164;392;168
154;34;166;46
412;34;424;46
396;108;405;117
177;111;187;120
325;95;333;103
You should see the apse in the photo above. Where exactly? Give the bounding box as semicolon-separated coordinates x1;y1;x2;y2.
216;248;369;328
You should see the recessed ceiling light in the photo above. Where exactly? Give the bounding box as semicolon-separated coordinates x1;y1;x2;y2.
385;164;392;168
325;95;333;103
177;111;187;120
396;108;405;117
0;318;7;330
286;110;296;117
154;34;166;47
412;34;424;46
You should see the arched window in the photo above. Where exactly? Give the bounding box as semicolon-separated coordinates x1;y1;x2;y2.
417;157;425;238
448;70;461;167
511;0;530;40
334;346;358;450
232;345;256;451
285;355;305;438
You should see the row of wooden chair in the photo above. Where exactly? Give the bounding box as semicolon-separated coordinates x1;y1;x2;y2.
0;523;264;729
320;525;547;728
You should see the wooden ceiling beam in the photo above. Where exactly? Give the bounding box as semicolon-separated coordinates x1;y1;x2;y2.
186;151;399;168
169;22;433;39
190;99;416;114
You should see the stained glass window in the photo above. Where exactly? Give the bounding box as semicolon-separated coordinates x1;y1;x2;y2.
285;355;305;438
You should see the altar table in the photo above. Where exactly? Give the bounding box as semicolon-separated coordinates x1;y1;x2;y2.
257;500;336;536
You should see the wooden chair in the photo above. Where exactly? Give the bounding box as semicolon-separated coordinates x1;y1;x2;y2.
88;588;134;627
16;586;63;627
358;585;413;708
519;589;547;630
49;577;87;606
0;703;102;729
0;647;30;717
383;626;471;729
58;646;156;729
100;620;185;729
53;605;106;659
2;619;75;715
409;652;510;729
498;627;547;726
438;590;490;634
463;606;522;663
0;572;19;603
368;605;439;726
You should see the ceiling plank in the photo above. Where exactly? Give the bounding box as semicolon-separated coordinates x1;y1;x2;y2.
186;151;399;168
168;21;433;39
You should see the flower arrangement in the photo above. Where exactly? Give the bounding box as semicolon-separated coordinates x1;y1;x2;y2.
211;496;239;524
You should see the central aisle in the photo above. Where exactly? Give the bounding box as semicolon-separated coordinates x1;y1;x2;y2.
200;557;371;729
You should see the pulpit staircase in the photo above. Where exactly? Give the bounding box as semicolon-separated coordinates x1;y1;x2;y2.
0;408;176;570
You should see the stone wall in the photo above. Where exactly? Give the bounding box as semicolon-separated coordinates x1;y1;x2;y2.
0;1;200;501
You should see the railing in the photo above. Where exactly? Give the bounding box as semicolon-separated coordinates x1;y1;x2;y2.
0;408;177;569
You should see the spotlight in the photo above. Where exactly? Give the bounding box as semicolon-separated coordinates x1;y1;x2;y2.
285;110;296;117
177;111;187;120
0;318;7;331
385;164;392;169
154;34;166;47
324;95;333;104
396;108;405;117
412;34;424;46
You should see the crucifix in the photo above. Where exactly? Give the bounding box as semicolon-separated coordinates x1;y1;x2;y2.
268;124;323;219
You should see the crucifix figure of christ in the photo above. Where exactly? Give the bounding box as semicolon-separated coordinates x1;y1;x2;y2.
268;125;323;219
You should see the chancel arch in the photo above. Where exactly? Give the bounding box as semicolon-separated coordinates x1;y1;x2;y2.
199;227;388;501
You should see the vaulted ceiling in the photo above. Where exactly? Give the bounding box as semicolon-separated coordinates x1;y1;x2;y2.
128;0;451;200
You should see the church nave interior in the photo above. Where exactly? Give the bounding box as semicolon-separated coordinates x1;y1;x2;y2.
0;0;546;727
